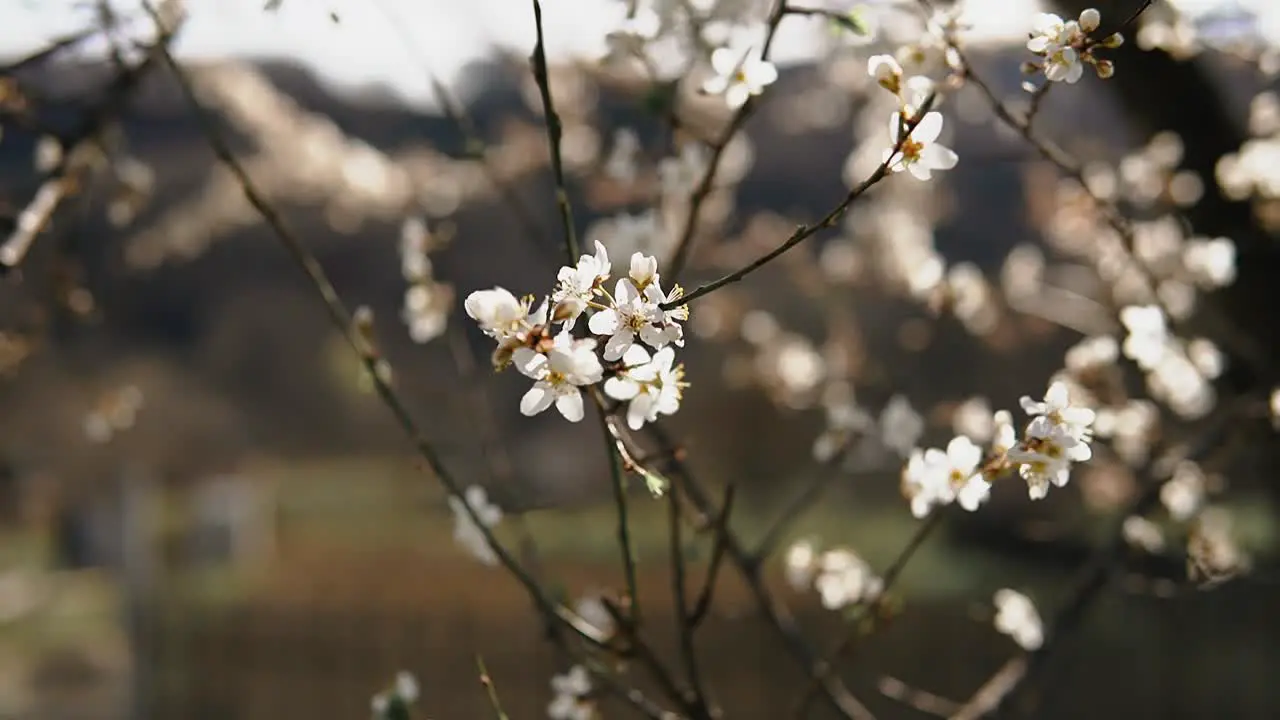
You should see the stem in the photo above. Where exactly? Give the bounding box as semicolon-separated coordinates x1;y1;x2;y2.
528;0;580;262
476;656;510;720
663;95;936;310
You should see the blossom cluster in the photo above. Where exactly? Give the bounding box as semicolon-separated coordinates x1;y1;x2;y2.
902;380;1096;517
464;242;690;429
784;540;883;612
1025;8;1122;84
548;665;596;720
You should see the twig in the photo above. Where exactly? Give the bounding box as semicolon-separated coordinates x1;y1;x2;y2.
668;485;712;718
0;25;174;270
140;0;609;665
368;0;550;248
960;398;1243;719
792;509;948;717
688;483;736;626
646;424;877;720
600;411;643;625
528;0;580;262
476;656;511;720
879;675;963;717
751;445;894;563
664;0;790;280
663;94;936;310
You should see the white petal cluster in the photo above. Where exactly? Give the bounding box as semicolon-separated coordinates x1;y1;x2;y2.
700;42;778;109
1007;381;1096;500
371;671;420;719
399;217;452;344
464;243;689;427
884;111;958;182
449;485;503;566
548;665;596;720
783;540;882;611
993;589;1044;651
902;435;991;518
1025;8;1120;84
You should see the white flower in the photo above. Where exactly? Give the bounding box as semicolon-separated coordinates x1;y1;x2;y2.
1182;236;1236;288
512;333;604;422
867;54;902;94
589;279;660;360
628;252;659;290
1008;381;1095;500
1161;461;1206;521
1019;380;1096;444
403;283;451;344
465;287;538;341
1027;13;1075;54
449;485;502;566
603;346;687;430
784;540;818;591
548;666;594;720
885;111;958;181
1027;13;1085;83
575;593;616;639
641;280;689;348
1123;515;1166;553
701;44;778;109
880;395;924;458
394;672;419;703
552;241;611;328
993;589;1044;650
813;549;882;610
1120;304;1169;371
1078;8;1101;34
901;436;983;518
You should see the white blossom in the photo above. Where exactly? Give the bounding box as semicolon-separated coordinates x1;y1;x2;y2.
813;549;882;610
548;666;594;720
512;333;605;422
465;288;542;342
552;241;612;328
1120;304;1170;371
603;346;686;430
885;111;958;181
589;278;662;361
784;539;818;591
901;435;984;518
449;485;502;566
993;589;1044;650
701;43;778;109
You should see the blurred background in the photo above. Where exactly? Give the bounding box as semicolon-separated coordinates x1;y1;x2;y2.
0;0;1279;718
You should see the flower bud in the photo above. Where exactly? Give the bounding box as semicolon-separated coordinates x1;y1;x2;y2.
1100;32;1124;48
1094;59;1115;79
1079;8;1101;33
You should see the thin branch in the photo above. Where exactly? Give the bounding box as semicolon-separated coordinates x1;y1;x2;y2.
960;399;1244;719
0;25;175;270
600;411;643;625
140;0;609;665
792;509;948;717
368;0;550;248
688;483;736;626
528;0;580;262
669;485;712;717
476;656;511;720
663;95;936;310
646;424;877;720
664;0;790;280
